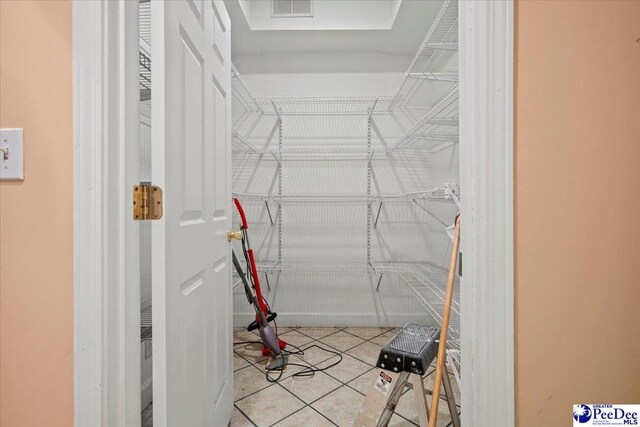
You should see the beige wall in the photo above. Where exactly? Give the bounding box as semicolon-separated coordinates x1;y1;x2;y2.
0;1;73;426
515;1;640;426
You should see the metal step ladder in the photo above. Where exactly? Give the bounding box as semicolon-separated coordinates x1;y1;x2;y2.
353;324;461;427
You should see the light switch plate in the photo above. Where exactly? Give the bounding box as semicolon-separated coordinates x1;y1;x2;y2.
0;128;24;180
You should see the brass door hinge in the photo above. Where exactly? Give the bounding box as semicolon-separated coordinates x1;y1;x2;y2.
133;184;163;220
227;230;242;242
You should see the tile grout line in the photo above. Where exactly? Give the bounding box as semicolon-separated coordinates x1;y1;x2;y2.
265;382;307;426
234;374;308;426
234;327;392;384
270;328;391;389
238;327;350;376
234;344;339;406
265;382;341;427
344;364;458;426
233;328;367;426
237;326;390;369
308;405;340;427
284;327;346;341
235;327;460;427
234;349;262;372
296;328;402;424
339;327;394;340
234;403;260;427
233;364;278;404
233;327;417;427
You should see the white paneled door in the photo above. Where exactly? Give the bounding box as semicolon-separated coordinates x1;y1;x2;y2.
151;1;232;426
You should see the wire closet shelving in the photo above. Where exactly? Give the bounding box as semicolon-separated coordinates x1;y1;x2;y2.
231;0;460;364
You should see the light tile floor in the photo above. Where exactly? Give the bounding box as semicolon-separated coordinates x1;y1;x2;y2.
231;327;461;427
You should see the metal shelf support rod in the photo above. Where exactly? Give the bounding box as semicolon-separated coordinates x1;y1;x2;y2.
277;119;283;264
406;72;458;82
366;117;372;264
375;273;384;291
374;202;384;228
413;199;450;229
265;201;274;226
426;42;458;51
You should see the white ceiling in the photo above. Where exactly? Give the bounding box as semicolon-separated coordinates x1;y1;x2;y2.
235;0;404;31
225;0;445;74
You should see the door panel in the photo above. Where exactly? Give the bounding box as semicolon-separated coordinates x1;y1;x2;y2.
152;1;232;426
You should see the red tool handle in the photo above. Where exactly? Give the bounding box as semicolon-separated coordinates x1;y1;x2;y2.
234;198;248;230
248;249;268;316
233;197;287;356
233;198;266;314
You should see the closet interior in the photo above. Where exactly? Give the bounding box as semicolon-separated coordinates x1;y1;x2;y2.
137;0;462;424
229;2;462;422
231;0;460;356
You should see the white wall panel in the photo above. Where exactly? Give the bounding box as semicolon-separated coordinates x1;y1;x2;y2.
241;73;405;98
231;68;459;327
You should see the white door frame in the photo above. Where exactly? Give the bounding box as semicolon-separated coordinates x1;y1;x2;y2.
459;1;515;426
73;1;141;426
73;0;515;425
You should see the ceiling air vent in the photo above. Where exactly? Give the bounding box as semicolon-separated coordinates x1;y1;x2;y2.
272;0;313;17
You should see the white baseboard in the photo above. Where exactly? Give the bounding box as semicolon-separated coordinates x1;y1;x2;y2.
234;312;431;329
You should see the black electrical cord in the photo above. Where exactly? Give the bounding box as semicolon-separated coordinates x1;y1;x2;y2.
264;343;343;383
235;337;457;413
234;220;344;384
233;336;344;383
261;292;274;318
